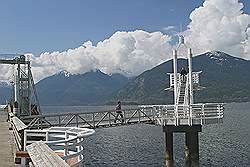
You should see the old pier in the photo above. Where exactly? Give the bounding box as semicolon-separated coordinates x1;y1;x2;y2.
0;36;224;166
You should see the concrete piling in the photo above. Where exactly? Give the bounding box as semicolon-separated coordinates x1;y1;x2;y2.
165;132;174;166
185;131;199;167
163;125;201;167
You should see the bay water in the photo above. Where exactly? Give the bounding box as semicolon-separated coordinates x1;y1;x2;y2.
41;102;250;167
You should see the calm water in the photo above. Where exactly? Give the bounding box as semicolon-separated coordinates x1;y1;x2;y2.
41;102;250;167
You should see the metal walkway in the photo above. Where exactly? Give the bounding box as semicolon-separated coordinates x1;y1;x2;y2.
177;78;187;104
21;108;156;129
20;104;224;130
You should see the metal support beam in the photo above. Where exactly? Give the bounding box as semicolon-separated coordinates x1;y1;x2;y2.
188;48;194;104
0;59;29;65
173;49;178;105
185;131;199;167
17;63;21;116
165;132;173;167
163;125;201;167
0;56;41;117
28;62;31;116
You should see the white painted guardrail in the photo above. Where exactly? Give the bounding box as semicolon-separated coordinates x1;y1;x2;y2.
24;127;95;167
139;103;224;126
22;108;155;129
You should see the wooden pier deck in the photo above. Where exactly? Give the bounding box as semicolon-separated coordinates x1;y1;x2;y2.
0;109;17;167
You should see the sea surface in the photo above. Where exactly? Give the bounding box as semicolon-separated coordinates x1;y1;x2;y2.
41;102;250;167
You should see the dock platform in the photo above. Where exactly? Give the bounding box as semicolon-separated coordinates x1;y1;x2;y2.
0;109;17;167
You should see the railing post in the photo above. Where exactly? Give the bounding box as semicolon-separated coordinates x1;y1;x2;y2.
188;105;191;126
138;109;141;123
160;108;165;125
64;131;69;157
23;130;27;151
40;117;43;129
151;108;154;122
124;110;126;124
201;104;205;125
173;49;178;105
58;115;61;127
92;113;95;128
190;105;193;126
46;131;49;142
175;105;179;126
217;104;221;123
162;109;164;126
76;114;79;127
76;138;80;162
108;112;111;126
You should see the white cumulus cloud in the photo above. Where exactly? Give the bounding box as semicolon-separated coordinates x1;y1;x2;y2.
0;0;249;83
30;30;172;81
184;0;250;59
0;65;14;82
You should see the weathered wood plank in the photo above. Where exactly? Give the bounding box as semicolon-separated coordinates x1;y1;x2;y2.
0;110;18;167
26;142;70;167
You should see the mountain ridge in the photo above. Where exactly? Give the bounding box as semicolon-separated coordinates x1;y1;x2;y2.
114;51;250;104
36;70;129;105
1;51;250;105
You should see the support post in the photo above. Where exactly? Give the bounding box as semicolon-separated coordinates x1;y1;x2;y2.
76;114;79;127
163;125;201;167
14;68;19;116
17;63;21;116
28;62;31;116
185;131;190;160
188;48;193;104
165;132;173;167
188;48;193;125
173;49;178;105
185;131;199;167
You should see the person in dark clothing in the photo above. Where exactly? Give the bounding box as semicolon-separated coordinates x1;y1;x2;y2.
180;67;187;81
114;100;124;123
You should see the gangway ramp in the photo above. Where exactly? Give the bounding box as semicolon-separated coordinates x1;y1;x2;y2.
22;108;156;129
21;104;223;130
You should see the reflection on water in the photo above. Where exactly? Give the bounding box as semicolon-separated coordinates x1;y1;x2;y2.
41;102;250;167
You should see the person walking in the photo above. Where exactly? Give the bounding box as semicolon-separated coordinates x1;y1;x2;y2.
114;100;124;123
180;67;187;82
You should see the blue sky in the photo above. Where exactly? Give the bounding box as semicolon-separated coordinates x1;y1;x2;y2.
1;0;247;55
0;0;249;81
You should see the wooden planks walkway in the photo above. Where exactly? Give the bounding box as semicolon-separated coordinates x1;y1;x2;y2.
26;142;70;167
0;109;17;167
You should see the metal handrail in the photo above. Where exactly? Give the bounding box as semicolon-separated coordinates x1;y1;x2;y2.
24;127;95;166
184;76;189;105
22;108;156;129
10;115;28;151
169;72;202;87
139;103;224;126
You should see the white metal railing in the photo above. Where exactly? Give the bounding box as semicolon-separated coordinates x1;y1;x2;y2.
193;72;200;85
10;116;28;151
169;73;181;88
176;78;182;105
22;108;155;129
175;79;181;125
24;127;95;166
169;72;202;88
184;76;189;105
139;103;224;126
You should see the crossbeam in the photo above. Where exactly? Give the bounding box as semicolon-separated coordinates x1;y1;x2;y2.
0;59;29;65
